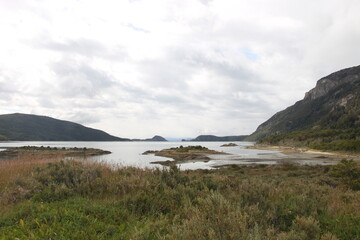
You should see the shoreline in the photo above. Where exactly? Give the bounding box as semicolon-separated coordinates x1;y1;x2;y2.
246;144;360;161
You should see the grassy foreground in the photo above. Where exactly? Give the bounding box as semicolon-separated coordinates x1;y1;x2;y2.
0;156;359;239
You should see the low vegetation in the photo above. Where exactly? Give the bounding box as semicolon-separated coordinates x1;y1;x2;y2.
0;155;359;239
143;145;225;164
331;159;360;190
259;128;360;152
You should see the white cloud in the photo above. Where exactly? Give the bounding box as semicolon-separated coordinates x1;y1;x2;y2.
0;0;359;138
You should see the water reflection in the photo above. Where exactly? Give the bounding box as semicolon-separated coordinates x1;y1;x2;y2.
0;141;338;170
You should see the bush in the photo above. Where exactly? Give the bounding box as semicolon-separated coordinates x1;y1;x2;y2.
32;161;106;202
331;159;360;190
290;216;321;239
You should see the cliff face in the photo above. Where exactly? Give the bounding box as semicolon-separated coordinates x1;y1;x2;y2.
304;78;337;101
304;66;360;101
247;65;360;141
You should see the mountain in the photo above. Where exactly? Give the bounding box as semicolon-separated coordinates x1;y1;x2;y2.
145;135;167;141
247;65;360;151
189;135;248;142
132;135;167;141
0;113;129;141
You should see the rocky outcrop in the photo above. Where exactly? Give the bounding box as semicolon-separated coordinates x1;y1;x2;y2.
304;67;360;101
304;78;337;100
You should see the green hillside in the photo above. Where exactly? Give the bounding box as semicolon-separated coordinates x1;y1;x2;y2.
0;113;129;141
247;65;360;151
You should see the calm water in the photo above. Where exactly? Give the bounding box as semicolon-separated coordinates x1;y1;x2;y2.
0;141;337;169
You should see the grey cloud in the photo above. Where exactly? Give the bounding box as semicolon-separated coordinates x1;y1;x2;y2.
37;97;56;108
69;98;112;109
0;72;21;100
138;59;192;90
199;0;213;6
193;59;258;92
172;46;260;90
138;46;258;93
65;112;101;125
152;92;207;114
0;81;17;96
129;45;267;119
50;59;115;98
36;38;127;60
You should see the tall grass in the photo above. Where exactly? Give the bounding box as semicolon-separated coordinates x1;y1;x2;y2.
0;153;65;191
0;158;359;239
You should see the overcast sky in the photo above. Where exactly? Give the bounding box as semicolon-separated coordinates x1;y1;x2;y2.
0;0;359;138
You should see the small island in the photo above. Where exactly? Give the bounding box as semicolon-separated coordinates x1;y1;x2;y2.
143;145;226;165
220;143;238;147
131;135;167;142
0;146;111;158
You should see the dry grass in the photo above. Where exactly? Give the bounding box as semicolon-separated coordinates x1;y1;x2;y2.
0;153;66;190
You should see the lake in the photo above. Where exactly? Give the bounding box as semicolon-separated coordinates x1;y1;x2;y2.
0;141;337;169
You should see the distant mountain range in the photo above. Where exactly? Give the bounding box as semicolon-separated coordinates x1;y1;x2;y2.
0;113;129;141
0;113;252;142
247;65;360;151
186;135;248;142
131;135;167;142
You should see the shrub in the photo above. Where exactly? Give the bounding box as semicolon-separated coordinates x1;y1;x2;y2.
32;161;106;202
331;159;360;190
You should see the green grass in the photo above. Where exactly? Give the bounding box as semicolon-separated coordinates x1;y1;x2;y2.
0;160;359;239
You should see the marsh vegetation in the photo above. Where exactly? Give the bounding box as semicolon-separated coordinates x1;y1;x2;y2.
0;152;359;239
